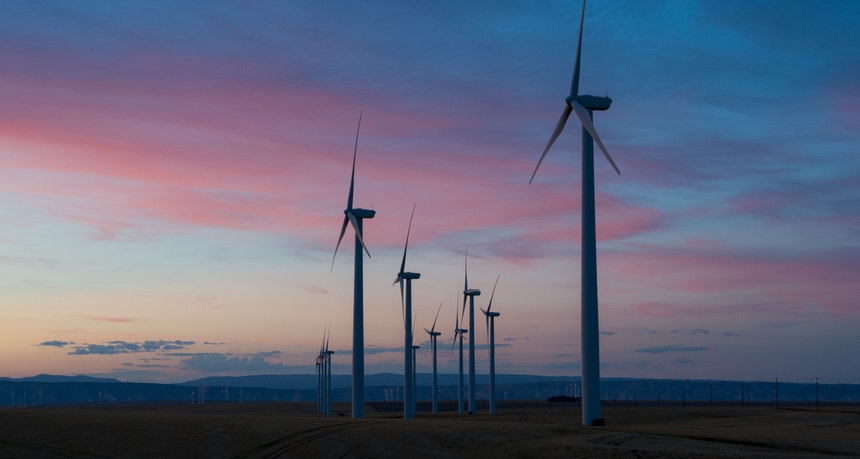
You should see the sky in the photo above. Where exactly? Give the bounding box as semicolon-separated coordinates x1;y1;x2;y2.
1;1;858;385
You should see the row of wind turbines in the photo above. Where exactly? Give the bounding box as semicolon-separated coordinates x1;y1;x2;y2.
321;0;618;426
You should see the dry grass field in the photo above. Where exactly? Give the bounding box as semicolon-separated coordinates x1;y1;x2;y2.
1;402;858;458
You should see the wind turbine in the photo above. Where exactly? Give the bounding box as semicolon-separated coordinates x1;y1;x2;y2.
452;298;468;414
424;302;443;414
462;250;481;413
332;112;376;419
315;327;327;414
315;335;323;414
324;329;335;417
529;0;620;426
393;205;420;419
480;274;501;414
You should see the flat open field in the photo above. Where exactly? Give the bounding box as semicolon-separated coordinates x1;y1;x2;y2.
1;403;858;458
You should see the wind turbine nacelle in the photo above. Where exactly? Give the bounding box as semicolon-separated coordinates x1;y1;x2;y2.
568;95;612;111
401;272;421;280
464;289;481;296
348;208;376;219
487;312;500;318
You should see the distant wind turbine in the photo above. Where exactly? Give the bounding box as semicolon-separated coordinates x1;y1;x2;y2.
324;328;335;417
424;302;443;415
480;274;501;415
315;329;325;414
452;298;468;414
529;0;620;426
462;250;481;414
393;205;420;419
332;112;376;419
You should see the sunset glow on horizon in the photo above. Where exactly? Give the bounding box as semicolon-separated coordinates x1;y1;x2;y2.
1;1;858;384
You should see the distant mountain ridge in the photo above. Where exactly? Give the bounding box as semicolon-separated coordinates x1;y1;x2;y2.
0;374;120;383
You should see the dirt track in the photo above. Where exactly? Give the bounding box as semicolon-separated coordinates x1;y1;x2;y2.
1;403;857;458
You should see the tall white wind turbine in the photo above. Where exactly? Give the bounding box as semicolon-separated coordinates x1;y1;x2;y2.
332;112;376;419
462;250;481;413
480;274;501;414
393;205;420;419
424;302;443;414
529;0;620;426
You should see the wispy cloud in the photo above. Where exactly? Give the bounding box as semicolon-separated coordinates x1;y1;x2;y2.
79;316;138;323
38;340;73;348
65;340;195;355
178;352;285;373
0;256;57;269
635;345;708;354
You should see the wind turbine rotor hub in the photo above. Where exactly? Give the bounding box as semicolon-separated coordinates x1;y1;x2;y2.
347;208;376;219
568;94;612;111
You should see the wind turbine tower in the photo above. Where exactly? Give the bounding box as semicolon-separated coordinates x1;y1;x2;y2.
481;275;501;414
462;251;481;413
394;206;420;419
332;112;376;419
529;0;621;426
424;302;443;414
315;354;322;413
453;302;468;414
411;344;420;415
316;329;326;414
325;347;334;417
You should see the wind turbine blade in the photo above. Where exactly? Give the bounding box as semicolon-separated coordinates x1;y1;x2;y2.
331;216;349;270
347;211;372;258
431;301;443;333
325;323;331;353
347;111;363;210
461;292;468;329
404;204;415;267
529;105;573;185
487;274;500;313
570;0;586;97
396;204;415;282
463;248;469;291
455;298;459;329
571;100;621;175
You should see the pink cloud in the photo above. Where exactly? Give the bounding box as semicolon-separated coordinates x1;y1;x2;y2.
609;243;858;316
80;316;138;323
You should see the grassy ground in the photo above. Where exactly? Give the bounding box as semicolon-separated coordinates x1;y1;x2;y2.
0;402;857;458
